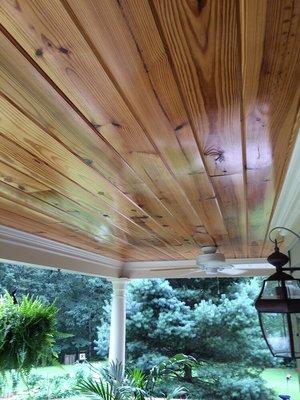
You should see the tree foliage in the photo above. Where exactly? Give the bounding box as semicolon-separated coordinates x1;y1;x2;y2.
95;277;273;369
0;263;111;357
93;278;277;399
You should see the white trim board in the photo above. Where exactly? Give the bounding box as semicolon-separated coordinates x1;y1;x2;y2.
0;225;274;279
0;226;122;278
270;130;300;250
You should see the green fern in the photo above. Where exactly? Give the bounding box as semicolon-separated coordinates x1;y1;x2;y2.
0;291;58;372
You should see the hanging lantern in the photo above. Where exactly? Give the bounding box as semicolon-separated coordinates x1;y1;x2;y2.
255;228;300;359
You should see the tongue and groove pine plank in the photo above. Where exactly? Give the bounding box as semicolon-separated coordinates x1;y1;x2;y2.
0;94;193;249
240;0;300;257
66;0;230;251
0;31;207;253
0;134;194;260
0;181;178;261
151;0;247;257
0;160;49;193
0;196;126;259
114;0;232;255
0;0;216;251
0;0;299;262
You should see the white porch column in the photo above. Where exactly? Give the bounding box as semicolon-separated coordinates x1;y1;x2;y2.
108;278;128;373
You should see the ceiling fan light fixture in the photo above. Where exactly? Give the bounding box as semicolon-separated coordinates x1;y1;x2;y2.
196;246;228;271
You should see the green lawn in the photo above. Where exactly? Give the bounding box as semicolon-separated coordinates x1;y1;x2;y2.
31;361;103;377
0;362;103;400
261;368;300;400
1;364;299;399
29;366;300;399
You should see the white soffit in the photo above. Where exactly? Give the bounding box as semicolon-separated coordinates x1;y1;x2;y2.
271;130;300;250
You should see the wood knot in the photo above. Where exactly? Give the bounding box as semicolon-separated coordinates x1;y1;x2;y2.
59;47;70;55
82;158;93;166
111;121;121;128
174;122;187;131
92;123;102;129
35;48;43;57
204;146;225;163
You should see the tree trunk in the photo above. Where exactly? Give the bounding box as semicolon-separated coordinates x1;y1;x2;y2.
184;364;193;382
88;315;92;359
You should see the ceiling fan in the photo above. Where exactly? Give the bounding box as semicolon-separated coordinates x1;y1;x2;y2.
149;246;246;278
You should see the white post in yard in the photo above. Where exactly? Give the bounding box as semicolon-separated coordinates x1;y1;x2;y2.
108;278;128;376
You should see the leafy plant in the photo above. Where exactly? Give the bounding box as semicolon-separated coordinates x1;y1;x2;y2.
77;355;189;399
10;370;19;392
0;292;58;373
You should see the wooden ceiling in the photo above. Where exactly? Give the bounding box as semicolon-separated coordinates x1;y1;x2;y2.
0;0;299;262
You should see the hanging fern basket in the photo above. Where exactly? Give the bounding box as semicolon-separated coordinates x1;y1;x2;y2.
0;292;58;372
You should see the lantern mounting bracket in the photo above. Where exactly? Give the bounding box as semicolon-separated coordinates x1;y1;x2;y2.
267;227;300;273
268;226;300;244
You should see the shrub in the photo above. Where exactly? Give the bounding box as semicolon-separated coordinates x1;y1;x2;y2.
128;352;169;372
29;374;79;399
26;373;44;388
10;370;19;392
197;363;276;400
203;376;275;400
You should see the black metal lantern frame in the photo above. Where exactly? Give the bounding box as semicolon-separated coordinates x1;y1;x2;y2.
255;227;300;359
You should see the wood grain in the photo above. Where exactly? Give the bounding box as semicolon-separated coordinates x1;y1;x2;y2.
0;0;299;261
0;0;214;243
240;0;300;256
151;0;247;256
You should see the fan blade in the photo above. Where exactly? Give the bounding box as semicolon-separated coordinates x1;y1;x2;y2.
149;267;198;272
218;268;246;276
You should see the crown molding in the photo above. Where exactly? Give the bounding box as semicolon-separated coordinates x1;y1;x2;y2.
0;225;122;278
0;225;273;279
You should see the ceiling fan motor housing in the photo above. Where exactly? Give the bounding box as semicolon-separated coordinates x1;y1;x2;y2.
196;246;229;271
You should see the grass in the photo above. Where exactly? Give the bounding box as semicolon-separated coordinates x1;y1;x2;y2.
1;364;299;399
261;368;300;399
30;361;103;378
0;362;103;399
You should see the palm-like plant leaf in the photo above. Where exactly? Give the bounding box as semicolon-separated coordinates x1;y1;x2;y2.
166;386;188;400
100;361;124;385
77;379;116;400
77;354;192;400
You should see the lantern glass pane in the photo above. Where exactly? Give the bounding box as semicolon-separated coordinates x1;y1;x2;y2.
285;280;300;299
262;280;286;299
261;313;291;357
291;313;300;358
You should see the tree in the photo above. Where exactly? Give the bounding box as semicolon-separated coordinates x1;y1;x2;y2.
0;262;111;357
95;278;277;399
96;277;273;369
